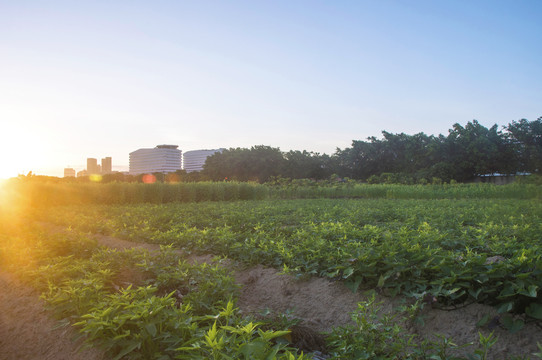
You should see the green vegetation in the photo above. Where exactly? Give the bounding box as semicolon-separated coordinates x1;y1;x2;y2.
3;179;541;209
202;118;542;183
2;181;542;358
2;180;270;207
0;224;308;359
326;293;500;359
38;194;542;326
8;118;542;184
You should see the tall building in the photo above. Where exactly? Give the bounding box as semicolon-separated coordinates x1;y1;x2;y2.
183;149;225;173
101;157;112;174
64;168;76;177
129;145;182;175
87;158;100;175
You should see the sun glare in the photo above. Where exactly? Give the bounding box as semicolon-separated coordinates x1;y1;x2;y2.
0;125;49;179
0;179;7;198
0;159;23;180
0;179;20;216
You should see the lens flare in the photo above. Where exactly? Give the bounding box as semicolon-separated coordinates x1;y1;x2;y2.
90;174;103;182
142;174;156;184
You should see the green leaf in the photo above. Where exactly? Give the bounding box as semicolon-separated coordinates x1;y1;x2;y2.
469;288;482;299
476;314;490;327
497;285;515;299
519;284;538;298
145;323;157;337
345;276;363;293
113;330;131;340
496;301;513;313
526;303;542;320
500;315;524;333
112;341;141;360
259;330;291;341
447;287;461;295
343;267;354;279
239;341;266;357
264;344;282;360
377;275;386;288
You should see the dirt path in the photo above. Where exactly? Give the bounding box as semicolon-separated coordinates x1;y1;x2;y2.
0;271;105;360
2;224;541;359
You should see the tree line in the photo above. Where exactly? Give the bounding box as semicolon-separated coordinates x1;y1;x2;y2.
202;118;541;183
25;117;540;184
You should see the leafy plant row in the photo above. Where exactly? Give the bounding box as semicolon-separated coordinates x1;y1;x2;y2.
3;180;541;211
4;200;542;358
1;227;525;360
0;224;308;359
38;197;542;329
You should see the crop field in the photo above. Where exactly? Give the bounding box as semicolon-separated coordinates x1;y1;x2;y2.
1;182;542;359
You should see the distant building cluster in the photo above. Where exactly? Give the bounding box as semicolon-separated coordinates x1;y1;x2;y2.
64;156;112;178
86;157;112;175
63;168;76;177
129;145;182;175
183;149;225;173
63;145;224;178
129;145;224;175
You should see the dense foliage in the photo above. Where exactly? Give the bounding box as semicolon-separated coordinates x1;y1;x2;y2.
3;179;540;209
2;182;542;358
0;223;308;359
12;118;539;184
204;147;335;183
37;195;542;330
202;118;541;183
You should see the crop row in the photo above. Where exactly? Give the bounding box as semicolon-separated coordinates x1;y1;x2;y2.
3;181;541;210
0;223;309;359
3;220;522;359
37;197;542;331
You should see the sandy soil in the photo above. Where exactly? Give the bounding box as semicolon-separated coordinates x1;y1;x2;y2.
0;271;105;360
236;264;542;358
2;225;541;359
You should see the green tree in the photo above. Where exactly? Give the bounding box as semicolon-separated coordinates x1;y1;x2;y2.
203;146;286;183
446;120;515;181
505;117;542;173
282;150;334;179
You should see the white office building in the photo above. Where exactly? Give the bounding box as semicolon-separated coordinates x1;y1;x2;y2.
183;148;225;173
129;145;182;175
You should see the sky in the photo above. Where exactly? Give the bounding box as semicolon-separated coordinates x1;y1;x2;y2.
0;0;541;178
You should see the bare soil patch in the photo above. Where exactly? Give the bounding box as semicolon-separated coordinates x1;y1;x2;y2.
0;271;105;360
233;263;542;359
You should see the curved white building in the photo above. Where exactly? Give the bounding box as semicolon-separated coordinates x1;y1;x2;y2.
183;148;225;173
129;145;182;175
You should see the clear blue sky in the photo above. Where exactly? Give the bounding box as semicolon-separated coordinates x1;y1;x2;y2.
1;0;540;177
